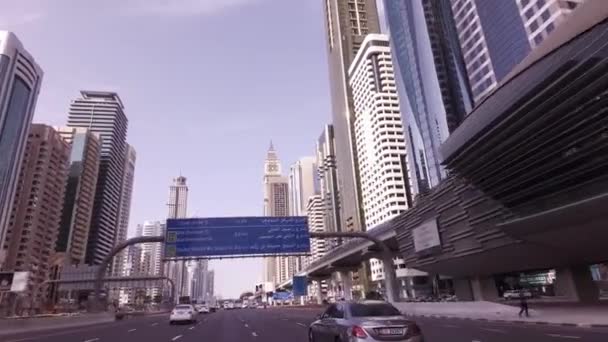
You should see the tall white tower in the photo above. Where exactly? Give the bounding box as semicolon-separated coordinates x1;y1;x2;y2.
165;175;190;300
262;142;289;286
349;34;414;284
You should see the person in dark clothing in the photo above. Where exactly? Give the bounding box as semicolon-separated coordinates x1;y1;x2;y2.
518;291;529;317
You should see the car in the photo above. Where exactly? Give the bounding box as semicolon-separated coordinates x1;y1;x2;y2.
503;290;533;300
309;300;424;342
169;304;196;324
197;305;210;314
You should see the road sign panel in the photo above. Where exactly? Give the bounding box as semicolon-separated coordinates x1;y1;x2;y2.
165;216;310;258
292;276;307;296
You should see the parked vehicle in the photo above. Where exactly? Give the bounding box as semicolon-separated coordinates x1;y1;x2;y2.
309;300;424;342
169;304;196;324
503;290;533;300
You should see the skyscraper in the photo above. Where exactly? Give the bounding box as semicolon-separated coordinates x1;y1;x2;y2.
316;125;341;248
348;34;413;285
113;144;136;275
289;157;317;216
262;142;289;285
67;91;128;265
55;127;101;265
165;175;190;300
288;156;317;274
138;221;165;296
306;195;327;263
323;0;381;233
382;0;473;190
1;125;70;306
167;176;188;219
0;32;43;260
450;0;584;103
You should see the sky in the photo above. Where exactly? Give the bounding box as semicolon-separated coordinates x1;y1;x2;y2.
2;0;332;298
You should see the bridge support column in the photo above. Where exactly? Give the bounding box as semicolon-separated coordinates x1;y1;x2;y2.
470;276;499;301
311;278;326;305
339;270;353;300
555;266;599;302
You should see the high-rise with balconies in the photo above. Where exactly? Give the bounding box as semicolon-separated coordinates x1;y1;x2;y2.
67;91;128;265
349;34;413;285
0;32;43;260
113;144;136;275
2;124;70;307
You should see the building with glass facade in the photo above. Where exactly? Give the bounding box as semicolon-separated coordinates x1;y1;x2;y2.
382;0;473;191
67;91;128;265
0;32;43;261
55;127;101;265
450;0;585;104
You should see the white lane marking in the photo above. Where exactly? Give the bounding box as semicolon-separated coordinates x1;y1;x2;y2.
252;332;258;337
281;318;288;321
546;334;581;339
189;326;195;330
128;328;137;332
296;323;307;327
84;339;100;342
442;324;458;328
481;328;506;334
172;335;183;341
472;340;482;342
151;322;159;326
245;324;249;328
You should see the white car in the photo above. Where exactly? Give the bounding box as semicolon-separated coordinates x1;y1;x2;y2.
169;304;196;324
197;305;210;314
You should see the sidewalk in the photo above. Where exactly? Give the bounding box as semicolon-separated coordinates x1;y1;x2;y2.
394;301;608;328
0;312;115;336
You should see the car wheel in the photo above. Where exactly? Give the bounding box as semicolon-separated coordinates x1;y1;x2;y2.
308;329;315;342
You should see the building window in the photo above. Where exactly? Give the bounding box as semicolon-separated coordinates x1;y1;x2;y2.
546;22;555;34
534;34;543;45
541;9;551;21
525;8;534;19
537;0;546;8
530;20;539;32
521;0;530;7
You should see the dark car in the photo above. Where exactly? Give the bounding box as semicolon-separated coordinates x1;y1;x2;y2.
309;300;423;342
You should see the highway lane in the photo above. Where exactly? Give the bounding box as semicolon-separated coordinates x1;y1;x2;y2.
3;307;608;342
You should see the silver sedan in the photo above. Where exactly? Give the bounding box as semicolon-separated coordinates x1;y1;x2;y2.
309;300;424;342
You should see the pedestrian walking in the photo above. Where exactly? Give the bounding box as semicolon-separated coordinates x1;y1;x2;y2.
518;290;529;317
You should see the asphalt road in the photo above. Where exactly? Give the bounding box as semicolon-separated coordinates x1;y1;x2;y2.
2;307;608;342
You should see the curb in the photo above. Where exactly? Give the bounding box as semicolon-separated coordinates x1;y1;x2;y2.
402;313;604;328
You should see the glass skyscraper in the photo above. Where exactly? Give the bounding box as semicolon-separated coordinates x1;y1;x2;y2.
0;32;43;257
382;0;473;191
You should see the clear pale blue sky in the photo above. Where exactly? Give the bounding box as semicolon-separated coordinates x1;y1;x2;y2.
2;0;331;298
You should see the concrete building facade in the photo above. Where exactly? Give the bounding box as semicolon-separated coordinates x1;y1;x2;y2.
0;32;43;261
67;91;128;265
55;127;101;265
1;124;70;307
323;0;381;233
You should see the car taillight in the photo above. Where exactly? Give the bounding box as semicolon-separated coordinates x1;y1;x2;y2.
405;323;421;337
351;325;367;338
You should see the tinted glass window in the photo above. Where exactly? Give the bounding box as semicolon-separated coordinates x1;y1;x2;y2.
0;75;32;194
350;304;401;317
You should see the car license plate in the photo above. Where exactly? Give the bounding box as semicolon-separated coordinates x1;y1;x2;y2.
379;328;404;335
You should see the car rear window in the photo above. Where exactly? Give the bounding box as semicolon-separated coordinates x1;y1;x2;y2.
175;305;191;310
350;304;401;317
